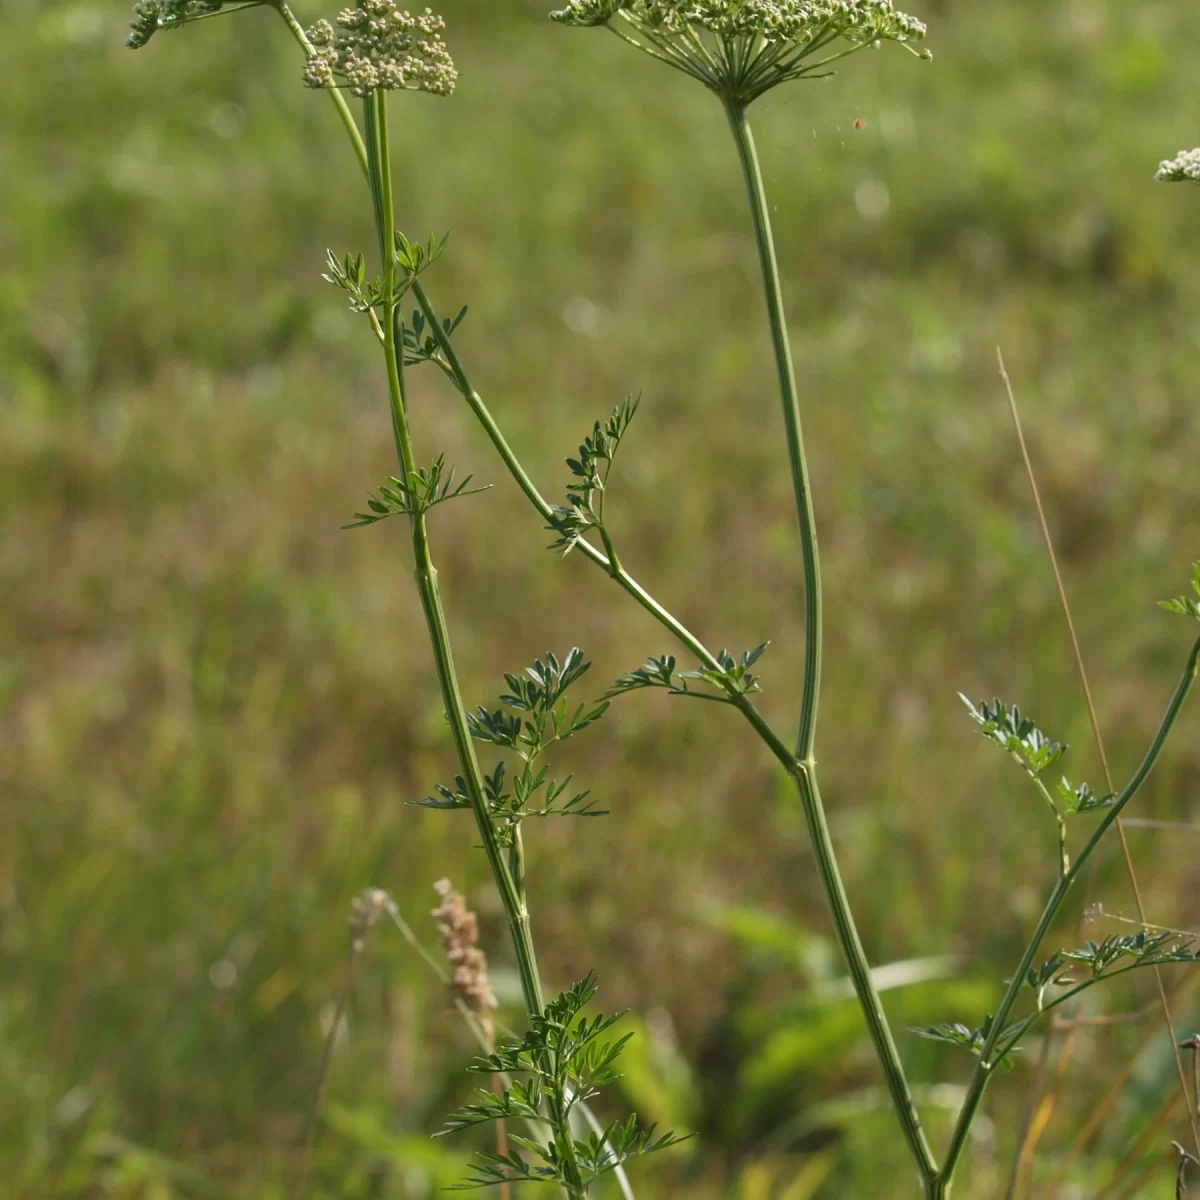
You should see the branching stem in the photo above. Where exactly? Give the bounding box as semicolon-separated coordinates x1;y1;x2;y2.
937;636;1200;1185
722;100;823;760
276;12;1200;1192
362;90;547;1025
408;94;940;1192
371;80;590;1200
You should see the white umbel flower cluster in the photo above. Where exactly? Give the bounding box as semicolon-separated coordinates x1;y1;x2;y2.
550;0;926;103
554;0;923;41
303;1;457;96
1156;148;1200;184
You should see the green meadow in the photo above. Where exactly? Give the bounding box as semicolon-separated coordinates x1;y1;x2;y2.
4;0;1200;1195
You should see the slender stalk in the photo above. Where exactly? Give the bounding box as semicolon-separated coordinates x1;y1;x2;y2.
795;765;942;1188
721;98;938;1185
273;22;625;1188
1071;637;1200;868
938;636;1200;1185
722;98;822;760
267;19;596;1195
374;90;589;1200
298;29;929;1178
386;907;638;1200
362;91;547;1023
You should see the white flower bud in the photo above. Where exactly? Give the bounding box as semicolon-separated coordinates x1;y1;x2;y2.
1156;148;1200;184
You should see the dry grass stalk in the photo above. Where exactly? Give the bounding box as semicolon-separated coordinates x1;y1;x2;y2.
432;879;508;1200
294;887;395;1200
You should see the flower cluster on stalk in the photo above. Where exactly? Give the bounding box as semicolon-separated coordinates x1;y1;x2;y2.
304;0;458;96
1157;148;1200;184
549;0;927;104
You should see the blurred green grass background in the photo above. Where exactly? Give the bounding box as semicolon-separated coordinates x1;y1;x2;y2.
4;0;1200;1196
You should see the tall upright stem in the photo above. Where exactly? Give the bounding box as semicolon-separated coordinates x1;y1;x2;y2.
789;764;940;1187
363;92;546;1023
723;98;938;1186
723;99;822;759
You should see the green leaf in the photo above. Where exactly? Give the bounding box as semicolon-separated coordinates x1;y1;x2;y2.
343;456;490;528
677;644;770;699
1056;777;1114;815
547;394;641;553
409;776;471;811
1057;931;1198;979
959;695;1066;777
909;1014;1024;1068
442;975;681;1191
606;655;676;697
1158;562;1200;621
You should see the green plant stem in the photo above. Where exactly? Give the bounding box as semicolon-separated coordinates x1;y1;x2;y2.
401;112;940;1183
793;764;941;1188
722;98;821;760
280;0;546;1023
371;92;589;1200
242;20;1200;1194
303;35;930;1176
362;91;547;1025
413;256;938;1185
411;282;803;769
385;909;637;1200
936;635;1200;1187
276;25;582;1191
721;99;939;1186
1031;776;1069;878
411;144;942;1192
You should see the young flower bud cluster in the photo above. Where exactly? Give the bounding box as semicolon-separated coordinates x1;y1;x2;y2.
549;0;926;104
303;1;457;97
1156;148;1200;184
125;0;244;48
432;880;498;1032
